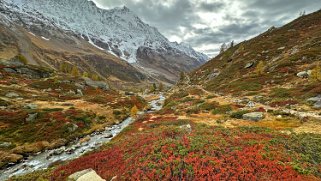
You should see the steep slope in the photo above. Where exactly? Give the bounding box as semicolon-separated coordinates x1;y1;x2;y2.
190;10;321;97
0;1;147;86
2;0;208;83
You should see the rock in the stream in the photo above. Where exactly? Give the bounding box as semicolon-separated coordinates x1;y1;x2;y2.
243;112;264;121
104;133;113;138
5;92;20;98
68;169;105;181
26;113;38;122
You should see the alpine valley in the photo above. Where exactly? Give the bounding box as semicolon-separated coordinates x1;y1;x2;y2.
0;1;321;181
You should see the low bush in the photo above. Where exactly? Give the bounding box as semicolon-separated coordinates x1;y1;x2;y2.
211;105;232;115
230;110;250;119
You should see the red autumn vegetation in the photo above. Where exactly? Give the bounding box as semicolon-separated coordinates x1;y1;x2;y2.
52;115;320;180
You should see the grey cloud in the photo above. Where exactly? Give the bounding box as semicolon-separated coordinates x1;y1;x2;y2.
93;0;321;57
198;1;225;12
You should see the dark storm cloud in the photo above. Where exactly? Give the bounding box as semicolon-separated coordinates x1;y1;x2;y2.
92;0;321;57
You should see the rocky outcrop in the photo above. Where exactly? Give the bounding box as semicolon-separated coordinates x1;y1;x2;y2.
242;112;264;121
83;78;109;90
307;95;321;109
0;59;52;79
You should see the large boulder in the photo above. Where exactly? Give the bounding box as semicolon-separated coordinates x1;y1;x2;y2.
242;112;264;121
307;95;321;109
68;169;105;181
83;78;109;90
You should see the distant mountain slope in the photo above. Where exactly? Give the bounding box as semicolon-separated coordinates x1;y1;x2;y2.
0;2;146;86
1;0;208;83
189;10;321;95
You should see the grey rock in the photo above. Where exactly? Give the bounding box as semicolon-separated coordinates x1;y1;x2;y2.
26;113;38;122
297;71;309;78
0;59;24;66
104;133;113;138
244;62;254;69
3;68;17;73
68;169;105;181
83;78;109;90
0;142;13;148
67;123;79;132
5;92;20;98
243;112;264;121
76;89;83;96
24;103;38;110
179;124;192;133
75;83;85;90
52;146;66;155
307;95;321;102
207;69;220;79
313;101;321;109
247;101;255;108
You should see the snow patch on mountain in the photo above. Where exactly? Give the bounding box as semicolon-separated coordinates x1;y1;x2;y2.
1;0;208;63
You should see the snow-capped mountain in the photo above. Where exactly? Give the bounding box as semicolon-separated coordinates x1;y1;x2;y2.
2;0;208;63
0;0;208;83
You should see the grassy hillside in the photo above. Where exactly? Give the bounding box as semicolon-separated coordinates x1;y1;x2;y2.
190;10;321;98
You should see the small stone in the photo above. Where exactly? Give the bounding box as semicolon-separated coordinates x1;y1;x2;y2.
67;123;79;132
26;113;38;122
179;124;192;133
246;101;255;108
244;62;254;69
313;101;321;109
5;92;19;98
76;89;83;96
104;133;113;138
0;142;13;148
242;112;264;121
297;71;309;78
24;103;38;110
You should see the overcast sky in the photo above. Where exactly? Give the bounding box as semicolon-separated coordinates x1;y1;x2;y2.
92;0;321;57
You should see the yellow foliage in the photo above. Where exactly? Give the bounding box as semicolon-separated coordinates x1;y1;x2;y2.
255;61;265;75
82;72;89;78
131;105;139;117
17;54;28;65
71;66;80;77
310;63;321;82
91;74;99;81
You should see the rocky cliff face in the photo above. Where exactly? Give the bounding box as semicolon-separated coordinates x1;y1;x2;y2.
1;0;208;82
